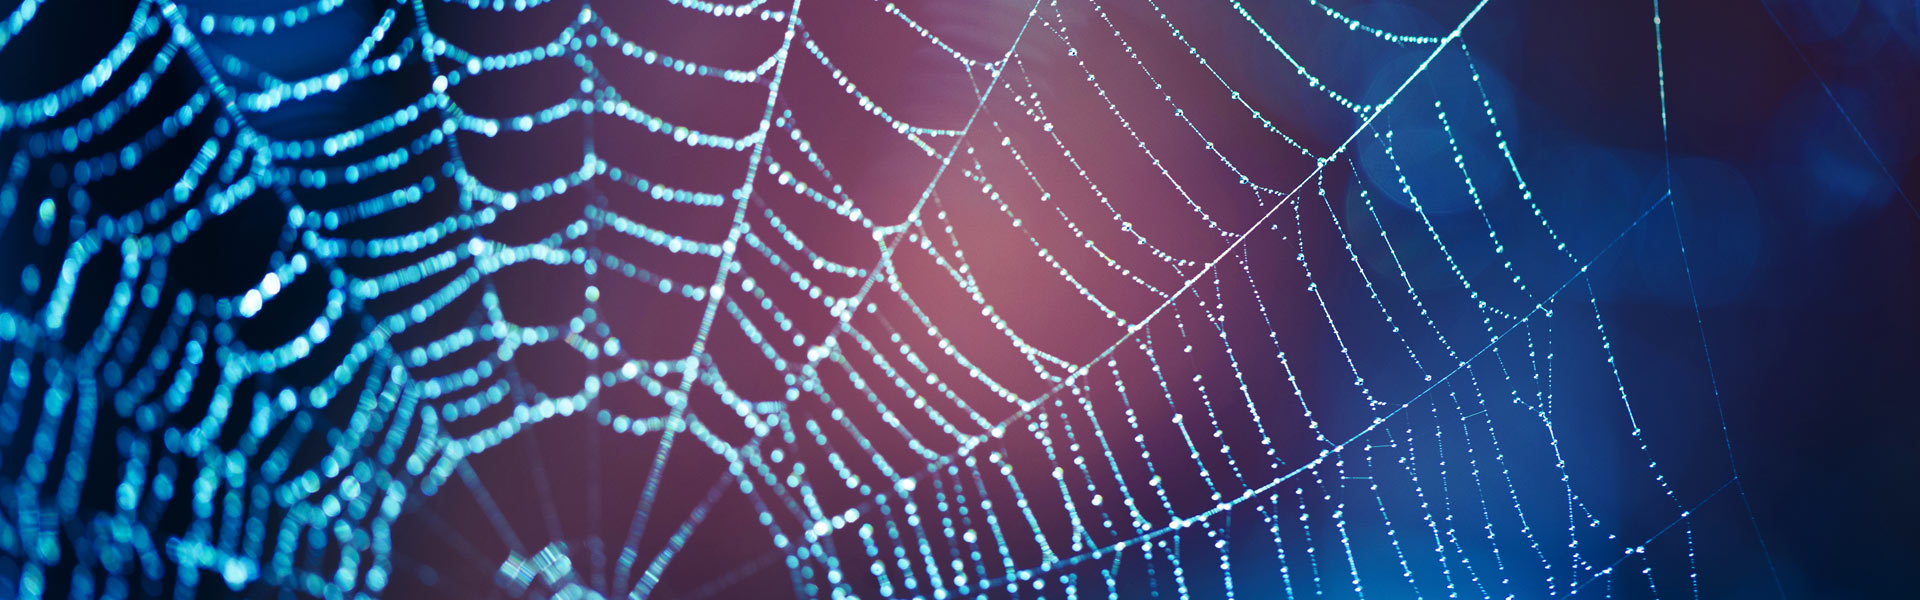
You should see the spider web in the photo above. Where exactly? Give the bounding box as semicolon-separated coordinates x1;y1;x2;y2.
0;0;1789;598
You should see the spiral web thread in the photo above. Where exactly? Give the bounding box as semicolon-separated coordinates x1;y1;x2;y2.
0;0;1788;598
